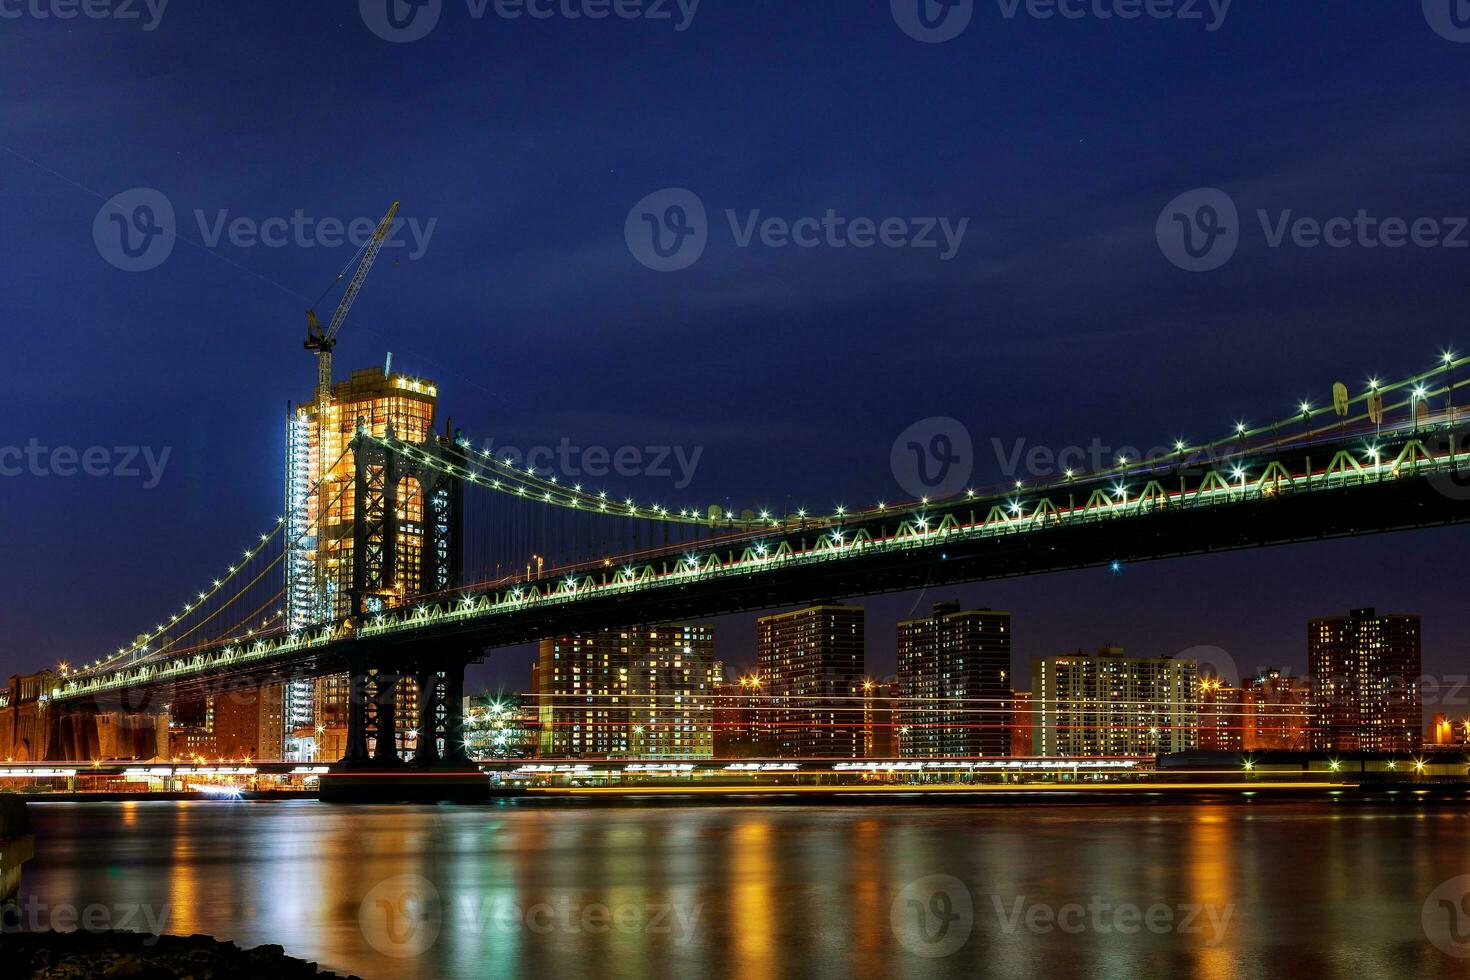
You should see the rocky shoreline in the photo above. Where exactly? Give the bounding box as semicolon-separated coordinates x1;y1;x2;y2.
7;930;359;979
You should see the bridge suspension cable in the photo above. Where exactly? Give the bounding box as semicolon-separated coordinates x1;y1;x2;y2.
392;350;1470;524
84;445;356;676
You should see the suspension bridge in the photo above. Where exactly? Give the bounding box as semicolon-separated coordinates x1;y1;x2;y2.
19;350;1470;799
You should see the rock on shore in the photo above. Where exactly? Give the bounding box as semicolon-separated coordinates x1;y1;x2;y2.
8;929;359;978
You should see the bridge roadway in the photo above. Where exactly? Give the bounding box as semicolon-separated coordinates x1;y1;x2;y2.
50;414;1470;713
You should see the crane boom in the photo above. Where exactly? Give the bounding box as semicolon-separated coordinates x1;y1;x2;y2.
305;200;400;400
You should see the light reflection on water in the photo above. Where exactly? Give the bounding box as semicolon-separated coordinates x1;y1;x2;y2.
17;800;1470;980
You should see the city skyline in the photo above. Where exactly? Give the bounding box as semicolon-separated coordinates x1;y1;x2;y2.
5;6;1470;700
5;6;1470;976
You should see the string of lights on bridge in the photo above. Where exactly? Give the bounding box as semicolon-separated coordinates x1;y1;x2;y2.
80;446;360;676
381;348;1465;528
70;348;1464;684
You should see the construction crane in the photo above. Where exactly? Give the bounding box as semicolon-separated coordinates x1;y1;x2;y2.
304;200;400;402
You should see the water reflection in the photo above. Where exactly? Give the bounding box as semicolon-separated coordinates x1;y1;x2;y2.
16;801;1468;979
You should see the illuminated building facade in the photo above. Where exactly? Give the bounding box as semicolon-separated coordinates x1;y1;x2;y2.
283;367;440;761
756;605;865;758
1240;669;1310;750
537;624;719;758
863;675;898;757
1427;713;1470;747
465;694;540;758
1031;646;1199;757
714;675;773;759
895;603;1011;757
1309;608;1421;752
1010;690;1033;756
1198;677;1243;751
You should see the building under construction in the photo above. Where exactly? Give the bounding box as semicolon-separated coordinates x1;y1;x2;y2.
282;367;440;760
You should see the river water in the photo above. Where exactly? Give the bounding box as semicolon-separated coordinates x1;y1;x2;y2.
14;799;1470;979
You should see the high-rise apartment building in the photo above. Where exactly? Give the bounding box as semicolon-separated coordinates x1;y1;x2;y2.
895;603;1011;757
1309;608;1421;752
756;605;865;758
537;624;718;758
1031;646;1199;757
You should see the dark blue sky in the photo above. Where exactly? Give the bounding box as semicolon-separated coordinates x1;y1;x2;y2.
2;2;1467;699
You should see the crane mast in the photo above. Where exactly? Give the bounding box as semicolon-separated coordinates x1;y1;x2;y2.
304;200;400;403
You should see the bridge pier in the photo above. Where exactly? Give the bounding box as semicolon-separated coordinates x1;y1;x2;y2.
320;651;489;803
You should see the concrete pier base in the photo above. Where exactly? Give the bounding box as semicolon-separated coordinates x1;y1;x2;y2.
317;768;493;804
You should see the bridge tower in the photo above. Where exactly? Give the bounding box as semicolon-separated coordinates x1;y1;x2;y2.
320;415;489;801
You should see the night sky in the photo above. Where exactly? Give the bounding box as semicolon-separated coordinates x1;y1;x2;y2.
2;3;1467;705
